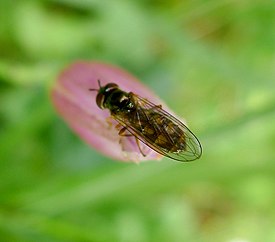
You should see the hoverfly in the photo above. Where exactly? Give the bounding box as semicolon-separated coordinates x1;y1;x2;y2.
90;81;202;162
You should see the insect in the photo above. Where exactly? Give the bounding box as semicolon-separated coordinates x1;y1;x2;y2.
89;81;202;162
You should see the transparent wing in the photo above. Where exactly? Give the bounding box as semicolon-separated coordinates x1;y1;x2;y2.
113;93;202;162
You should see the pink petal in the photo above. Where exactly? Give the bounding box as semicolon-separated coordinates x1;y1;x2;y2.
51;61;173;162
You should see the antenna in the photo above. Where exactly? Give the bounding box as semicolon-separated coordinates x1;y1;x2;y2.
89;79;102;91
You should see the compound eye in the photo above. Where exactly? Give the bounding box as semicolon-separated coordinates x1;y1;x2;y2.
96;93;105;109
105;83;118;92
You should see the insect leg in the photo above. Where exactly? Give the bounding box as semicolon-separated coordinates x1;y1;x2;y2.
119;126;146;157
105;116;115;129
135;137;146;157
118;126;133;137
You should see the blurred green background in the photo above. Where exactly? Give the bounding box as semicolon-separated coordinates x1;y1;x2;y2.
1;0;275;241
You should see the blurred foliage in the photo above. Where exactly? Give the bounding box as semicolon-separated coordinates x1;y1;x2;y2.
0;0;275;241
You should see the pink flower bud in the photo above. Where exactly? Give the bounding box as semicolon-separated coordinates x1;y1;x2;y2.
51;61;169;162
